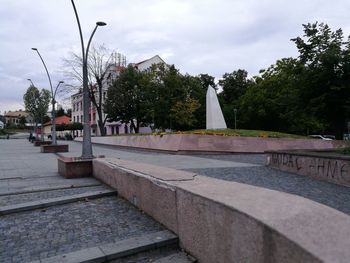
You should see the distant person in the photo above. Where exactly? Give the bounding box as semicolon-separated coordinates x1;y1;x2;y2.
6;134;9;139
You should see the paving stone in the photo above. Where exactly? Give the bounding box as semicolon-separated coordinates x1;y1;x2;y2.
0;197;165;263
184;165;350;215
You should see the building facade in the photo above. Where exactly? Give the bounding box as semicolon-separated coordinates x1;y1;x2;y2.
71;55;165;137
43;115;71;139
4;110;34;128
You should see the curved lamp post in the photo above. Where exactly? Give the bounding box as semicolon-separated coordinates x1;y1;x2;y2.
27;78;35;86
71;0;106;159
31;48;64;145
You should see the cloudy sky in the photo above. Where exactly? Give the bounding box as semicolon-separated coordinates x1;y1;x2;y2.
1;0;350;114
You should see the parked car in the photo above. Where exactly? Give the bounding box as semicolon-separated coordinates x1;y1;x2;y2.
309;135;333;140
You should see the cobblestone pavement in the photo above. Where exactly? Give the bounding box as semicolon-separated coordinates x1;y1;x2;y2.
189;153;267;165
184;166;350;215
0;197;164;263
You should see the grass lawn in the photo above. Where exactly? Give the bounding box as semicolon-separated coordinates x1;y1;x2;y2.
339;147;350;155
0;129;30;135
107;128;306;139
186;129;306;138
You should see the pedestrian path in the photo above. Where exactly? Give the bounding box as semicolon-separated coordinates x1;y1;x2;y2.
0;140;194;262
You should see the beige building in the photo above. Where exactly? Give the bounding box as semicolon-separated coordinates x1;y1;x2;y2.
4;110;34;127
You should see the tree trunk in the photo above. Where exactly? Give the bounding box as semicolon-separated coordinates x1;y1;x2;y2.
97;119;106;136
131;120;139;133
41;116;44;141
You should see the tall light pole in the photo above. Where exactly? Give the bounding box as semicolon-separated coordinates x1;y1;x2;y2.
71;0;106;159
51;81;64;144
31;48;64;145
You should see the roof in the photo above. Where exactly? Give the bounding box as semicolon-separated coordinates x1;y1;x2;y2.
134;55;165;66
43;116;71;126
5;110;30;117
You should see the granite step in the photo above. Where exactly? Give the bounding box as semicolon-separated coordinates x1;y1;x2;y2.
0;189;116;215
29;230;180;263
153;251;197;263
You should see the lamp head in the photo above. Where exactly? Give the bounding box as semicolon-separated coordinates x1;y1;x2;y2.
31;48;38;51
96;21;107;26
59;81;64;84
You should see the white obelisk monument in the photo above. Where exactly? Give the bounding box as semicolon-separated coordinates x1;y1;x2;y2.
206;86;227;129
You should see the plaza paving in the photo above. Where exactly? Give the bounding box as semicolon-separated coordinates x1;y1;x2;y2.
1;138;350;262
0;139;190;262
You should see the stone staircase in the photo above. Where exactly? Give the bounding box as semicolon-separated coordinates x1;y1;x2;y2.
0;184;195;263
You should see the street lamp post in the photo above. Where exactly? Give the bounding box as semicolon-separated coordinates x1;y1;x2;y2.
27;78;35;86
71;0;106;159
51;81;64;144
31;48;64;145
234;108;237;130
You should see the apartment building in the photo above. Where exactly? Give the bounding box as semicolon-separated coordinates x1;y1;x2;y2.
71;55;165;136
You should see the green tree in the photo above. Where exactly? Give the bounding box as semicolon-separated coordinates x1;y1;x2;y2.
238;58;317;133
55;108;65;117
193;74;215;128
150;65;203;131
23;85;40;123
291;22;350;137
199;74;216;90
23;86;50;140
218;69;252;128
170;97;200;129
66;109;72;117
105;65;151;133
19;116;27;129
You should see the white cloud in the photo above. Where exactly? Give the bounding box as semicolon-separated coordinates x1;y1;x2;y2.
1;0;350;113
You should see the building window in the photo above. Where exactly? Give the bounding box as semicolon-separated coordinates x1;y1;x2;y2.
73;116;75;122
77;116;79;123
